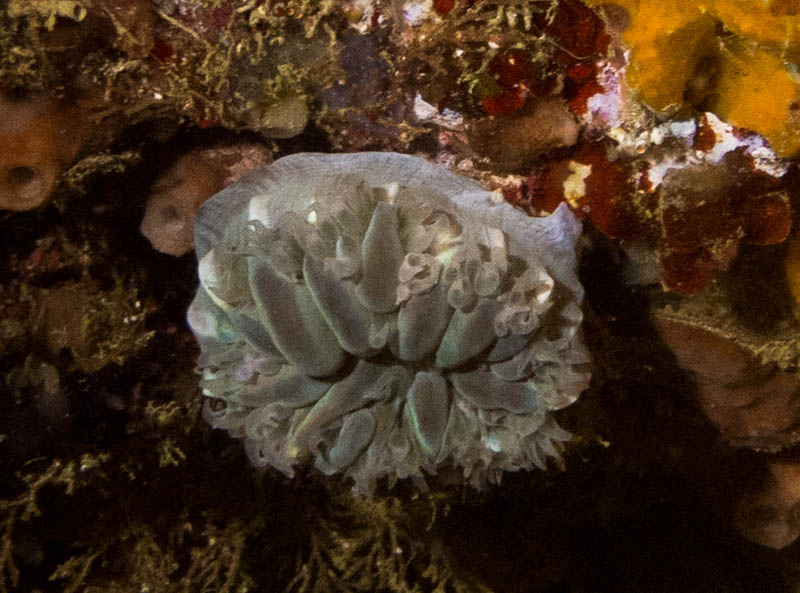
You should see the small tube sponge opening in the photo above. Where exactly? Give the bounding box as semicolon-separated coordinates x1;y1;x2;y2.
0;98;86;211
140;145;272;256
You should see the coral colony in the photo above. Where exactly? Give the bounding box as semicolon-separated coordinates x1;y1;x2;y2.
188;153;591;493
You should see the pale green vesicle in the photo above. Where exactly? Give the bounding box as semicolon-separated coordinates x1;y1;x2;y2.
187;287;238;345
317;408;376;475
290;360;410;456
450;369;536;414
434;299;502;369
303;254;375;356
405;372;450;460
356;201;404;313
239;365;331;408
249;257;346;377
395;282;452;362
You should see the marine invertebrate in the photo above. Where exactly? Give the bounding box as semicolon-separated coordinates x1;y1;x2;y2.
188;152;590;493
140;144;272;256
141;152;227;256
479;48;557;117
0;97;87;211
656;156;790;295
525;125;792;295
525;140;644;240
585;0;800;156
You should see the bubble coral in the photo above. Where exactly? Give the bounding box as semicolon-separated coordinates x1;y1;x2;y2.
187;152;591;493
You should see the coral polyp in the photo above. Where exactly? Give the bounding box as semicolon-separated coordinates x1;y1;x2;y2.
188;152;590;493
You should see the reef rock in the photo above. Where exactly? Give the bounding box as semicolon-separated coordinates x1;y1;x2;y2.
467;97;580;171
656;317;800;451
188;152;591;493
736;455;800;550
